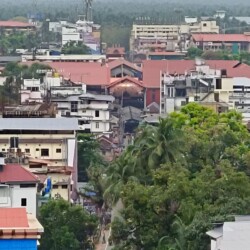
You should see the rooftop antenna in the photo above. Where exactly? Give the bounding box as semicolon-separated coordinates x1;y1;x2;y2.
84;0;93;22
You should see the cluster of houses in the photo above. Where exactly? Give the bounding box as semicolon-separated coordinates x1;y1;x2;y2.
2;7;250;250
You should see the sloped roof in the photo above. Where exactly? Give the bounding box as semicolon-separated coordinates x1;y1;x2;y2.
121;106;142;122
0;208;29;228
0;164;39;183
108;76;144;88
142;60;250;88
108;59;142;72
192;33;250;42
106;47;125;55
0;21;35;28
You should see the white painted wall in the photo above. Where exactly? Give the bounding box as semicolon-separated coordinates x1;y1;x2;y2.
10;184;37;215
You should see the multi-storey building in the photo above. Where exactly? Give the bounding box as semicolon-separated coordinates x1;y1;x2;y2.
0;21;35;35
191;33;250;53
0;118;78;201
130;21;219;53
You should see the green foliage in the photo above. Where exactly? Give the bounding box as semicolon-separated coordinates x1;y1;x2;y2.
187;47;203;59
0;62;51;105
106;103;250;250
61;41;91;55
39;199;98;250
78;133;105;182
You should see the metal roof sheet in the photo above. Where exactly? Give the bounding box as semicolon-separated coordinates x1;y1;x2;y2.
0;118;78;131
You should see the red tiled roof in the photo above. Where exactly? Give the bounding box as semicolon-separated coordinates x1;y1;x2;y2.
192;33;250;42
148;52;185;56
108;58;142;72
0;21;35;28
0;164;39;183
21;62;110;86
142;60;250;88
106;47;125;55
108;76;144;88
0;208;29;228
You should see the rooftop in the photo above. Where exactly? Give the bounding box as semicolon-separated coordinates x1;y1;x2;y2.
142;60;250;88
192;33;250;42
0;118;79;131
0;21;35;28
0;208;29;228
0;164;39;184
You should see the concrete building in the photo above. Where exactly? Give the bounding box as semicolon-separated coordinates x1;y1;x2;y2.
0;21;35;35
0;208;43;250
0;118;78;201
191;33;250;53
54;93;115;134
130;21;219;53
0;161;39;215
159;67;234;114
21;52;106;63
207;216;250;250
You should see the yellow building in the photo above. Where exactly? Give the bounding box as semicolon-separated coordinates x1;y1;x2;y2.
0;118;78;201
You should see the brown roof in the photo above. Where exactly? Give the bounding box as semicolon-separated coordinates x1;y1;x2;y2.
106;47;125;55
108;76;144;88
0;164;39;183
192;33;250;42
0;21;35;28
142;60;250;88
0;208;29;228
108;58;142;72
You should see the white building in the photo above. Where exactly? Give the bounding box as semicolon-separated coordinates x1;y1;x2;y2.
0;160;39;215
21;79;42;103
159;62;234;114
207;216;250;250
54;93;115;134
21;51;106;63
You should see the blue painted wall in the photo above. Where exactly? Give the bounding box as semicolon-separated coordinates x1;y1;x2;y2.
0;239;37;250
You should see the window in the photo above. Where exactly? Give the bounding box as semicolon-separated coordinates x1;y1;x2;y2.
62;185;68;189
41;149;49;157
71;101;78;112
21;198;27;206
96;122;100;129
36;148;39;151
2;149;5;152
95;110;100;117
25;148;30;153
56;148;61;153
20;184;36;188
203;23;207;27
53;185;58;189
82;109;86;113
216;79;222;89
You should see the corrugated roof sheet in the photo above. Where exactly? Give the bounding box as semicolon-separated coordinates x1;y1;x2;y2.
0;208;29;228
0;118;78;130
0;164;39;183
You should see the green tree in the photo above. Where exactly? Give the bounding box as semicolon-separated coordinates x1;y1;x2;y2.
39;199;98;250
186;47;203;59
62;41;92;55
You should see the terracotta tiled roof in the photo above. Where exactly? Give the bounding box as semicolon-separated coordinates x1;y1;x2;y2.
107;76;144;88
192;33;250;42
106;47;125;55
46;62;110;85
0;164;39;183
108;58;142;72
0;21;35;28
0;208;29;228
142;60;250;88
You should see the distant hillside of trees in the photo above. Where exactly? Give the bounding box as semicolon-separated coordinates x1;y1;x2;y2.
2;0;250;49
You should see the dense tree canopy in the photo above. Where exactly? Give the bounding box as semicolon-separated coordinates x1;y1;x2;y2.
105;103;250;250
39;199;98;250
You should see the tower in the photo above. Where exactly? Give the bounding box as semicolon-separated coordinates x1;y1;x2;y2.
85;0;93;22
